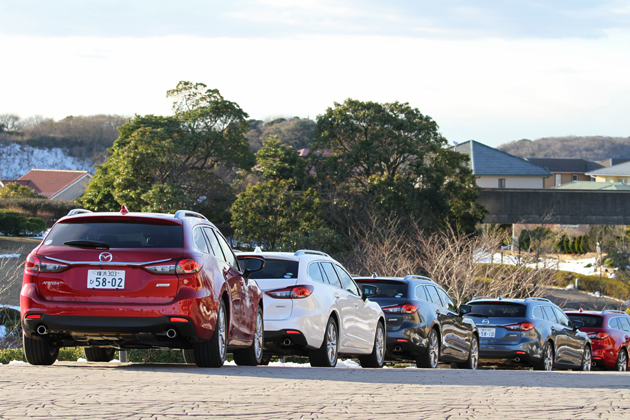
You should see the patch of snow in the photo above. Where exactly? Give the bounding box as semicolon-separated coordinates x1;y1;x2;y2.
0;254;20;258
77;358;87;362
0;142;94;179
109;359;121;363
266;359;361;368
8;360;25;364
0;325;6;339
0;305;21;312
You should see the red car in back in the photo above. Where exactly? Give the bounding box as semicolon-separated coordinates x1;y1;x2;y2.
565;309;630;371
20;208;265;367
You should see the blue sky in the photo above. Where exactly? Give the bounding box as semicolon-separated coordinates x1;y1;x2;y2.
1;1;629;147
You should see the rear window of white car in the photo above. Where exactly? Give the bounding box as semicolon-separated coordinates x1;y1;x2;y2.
247;259;299;279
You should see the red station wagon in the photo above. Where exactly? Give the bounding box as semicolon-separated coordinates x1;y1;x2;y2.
565;309;630;371
20;208;265;367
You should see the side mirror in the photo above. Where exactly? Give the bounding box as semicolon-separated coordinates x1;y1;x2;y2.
459;304;472;315
242;257;265;278
361;284;378;301
572;320;584;330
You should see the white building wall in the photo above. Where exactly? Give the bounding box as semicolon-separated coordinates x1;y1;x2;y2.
476;176;545;189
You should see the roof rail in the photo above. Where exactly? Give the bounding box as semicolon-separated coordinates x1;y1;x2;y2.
602;310;627;315
173;210;208;221
67;209;93;216
524;297;551;302
294;250;330;258
403;275;433;282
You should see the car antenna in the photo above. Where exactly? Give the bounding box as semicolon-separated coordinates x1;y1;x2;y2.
372;272;378;278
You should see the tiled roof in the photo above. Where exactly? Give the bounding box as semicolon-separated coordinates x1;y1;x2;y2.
525;158;603;173
453;140;551;177
552;181;630;190
586;160;630;177
17;169;91;199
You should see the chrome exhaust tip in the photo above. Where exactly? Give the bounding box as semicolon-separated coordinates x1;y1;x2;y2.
166;329;177;339
36;325;48;335
514;357;520;363
283;338;292;346
394;346;402;352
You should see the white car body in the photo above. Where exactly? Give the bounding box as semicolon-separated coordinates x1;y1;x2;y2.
237;249;385;358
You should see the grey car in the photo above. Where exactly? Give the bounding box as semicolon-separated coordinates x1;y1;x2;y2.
465;297;592;371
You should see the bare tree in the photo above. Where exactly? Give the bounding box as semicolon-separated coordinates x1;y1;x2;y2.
0;250;23;349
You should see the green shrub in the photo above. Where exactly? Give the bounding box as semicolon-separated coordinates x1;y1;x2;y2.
0;209;47;235
0;198;77;226
127;349;185;363
555;271;630;301
0;348;25;364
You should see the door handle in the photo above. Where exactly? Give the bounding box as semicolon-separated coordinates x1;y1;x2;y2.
334;293;340;299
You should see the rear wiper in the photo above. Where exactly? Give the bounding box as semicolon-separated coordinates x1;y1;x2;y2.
63;240;110;249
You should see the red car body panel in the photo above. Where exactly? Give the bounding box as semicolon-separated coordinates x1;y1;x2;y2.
20;211;262;349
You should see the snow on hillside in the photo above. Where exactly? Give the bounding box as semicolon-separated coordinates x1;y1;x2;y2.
0;143;94;179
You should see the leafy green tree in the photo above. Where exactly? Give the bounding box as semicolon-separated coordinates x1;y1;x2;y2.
254;136;307;184
78;82;254;222
231;180;326;250
310;99;484;233
0;183;45;199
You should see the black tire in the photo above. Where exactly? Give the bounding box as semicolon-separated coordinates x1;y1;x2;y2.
615;348;628;371
581;345;592;371
193;300;228;368
416;328;440;368
259;354;272;365
309;317;339;367
359;321;385;368
534;341;554;371
458;334;479;370
233;307;264;366
84;347;116;362
182;349;196;364
23;334;59;366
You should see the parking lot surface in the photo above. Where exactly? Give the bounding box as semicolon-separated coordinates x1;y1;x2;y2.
1;362;629;419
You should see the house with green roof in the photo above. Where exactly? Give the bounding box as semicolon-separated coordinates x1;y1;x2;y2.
586;160;630;184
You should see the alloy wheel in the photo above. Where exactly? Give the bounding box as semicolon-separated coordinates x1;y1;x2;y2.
326;321;338;365
217;304;227;361
470;337;479;370
375;325;385;366
429;330;439;368
618;350;628;371
543;343;554;371
582;346;592;371
254;311;263;362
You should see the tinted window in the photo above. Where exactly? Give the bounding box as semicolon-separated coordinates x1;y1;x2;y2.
425;286;442;306
532;306;544;319
248;259;299;280
414;285;427;301
321;263;342;288
566;315;603;328
214;232;238;269
193;227;209;253
467;303;527;317
308;263;325;283
355;280;407;298
437;289;456;311
542;306;558;323
334;265;360;296
618;317;630;332
552;307;570;327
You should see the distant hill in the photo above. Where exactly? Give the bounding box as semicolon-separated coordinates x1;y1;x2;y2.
497;136;630;160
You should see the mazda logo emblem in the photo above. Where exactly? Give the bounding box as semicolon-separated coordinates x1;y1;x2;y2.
99;252;113;262
482;319;489;324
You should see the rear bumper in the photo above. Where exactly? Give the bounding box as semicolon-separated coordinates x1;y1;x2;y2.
384;327;429;361
478;341;541;365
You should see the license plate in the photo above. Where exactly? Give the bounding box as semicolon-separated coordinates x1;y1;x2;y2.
87;270;125;289
478;327;495;338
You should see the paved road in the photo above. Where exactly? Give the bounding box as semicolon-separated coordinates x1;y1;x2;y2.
1;362;629;419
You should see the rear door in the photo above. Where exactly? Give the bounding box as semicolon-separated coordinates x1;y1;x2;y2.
334;264;374;350
35;217;184;304
552;307;583;367
320;262;355;350
436;288;470;361
425;285;457;360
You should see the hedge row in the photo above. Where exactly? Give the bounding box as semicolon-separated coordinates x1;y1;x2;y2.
555;271;630;301
0;348;190;364
0;209;47;236
0;198;77;226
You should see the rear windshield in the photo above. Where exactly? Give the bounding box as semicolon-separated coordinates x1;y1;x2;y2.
567;315;603;328
467;303;527;317
355;280;407;298
247;259;299;279
44;221;184;249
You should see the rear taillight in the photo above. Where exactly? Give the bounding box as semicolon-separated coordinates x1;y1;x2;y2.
265;285;314;299
144;263;177;274
176;259;201;274
25;255;68;273
588;332;610;340
382;303;418;314
504;322;535;331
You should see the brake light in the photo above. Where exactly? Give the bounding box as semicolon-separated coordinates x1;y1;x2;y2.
504;322;535;331
144;263;177;274
25;314;42;319
382;304;418;314
588;332;610;340
176;259;201;274
265;285;314;299
25;255;68;273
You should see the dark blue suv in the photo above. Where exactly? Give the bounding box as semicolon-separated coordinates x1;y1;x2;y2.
465;297;592;371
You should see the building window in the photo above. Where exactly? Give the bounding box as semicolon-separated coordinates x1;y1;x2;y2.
498;178;506;188
572;174;579;182
620;178;628;184
555;173;562;186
